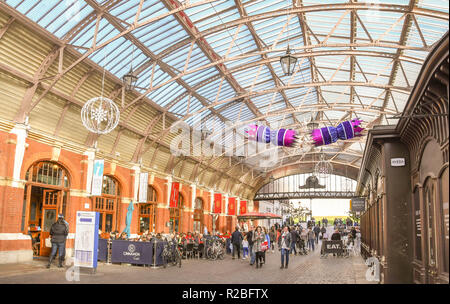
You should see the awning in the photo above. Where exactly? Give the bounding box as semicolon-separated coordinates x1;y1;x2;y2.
237;212;282;220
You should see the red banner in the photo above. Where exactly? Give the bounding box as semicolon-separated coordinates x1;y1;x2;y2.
240;200;247;215
169;182;180;208
214;193;222;214
228;197;236;215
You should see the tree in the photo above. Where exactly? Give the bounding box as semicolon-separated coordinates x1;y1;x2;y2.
347;210;360;223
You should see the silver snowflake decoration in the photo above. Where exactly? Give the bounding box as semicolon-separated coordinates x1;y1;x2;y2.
91;107;108;124
81;97;120;134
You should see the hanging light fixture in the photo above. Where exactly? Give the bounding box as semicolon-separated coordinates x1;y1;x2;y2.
280;46;297;76
314;149;333;179
123;68;138;91
280;0;297;76
122;46;138;91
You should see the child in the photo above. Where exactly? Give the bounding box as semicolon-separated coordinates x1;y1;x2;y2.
242;235;249;259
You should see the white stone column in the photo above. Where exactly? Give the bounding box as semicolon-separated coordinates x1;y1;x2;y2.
166;176;172;206
210;189;214;212
83;148;96;194
224;193;228;215
9;123;28;188
132;165;140;203
191;184;196;209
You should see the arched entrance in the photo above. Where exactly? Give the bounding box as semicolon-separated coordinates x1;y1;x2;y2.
169;193;184;233
22;161;70;257
193;197;204;233
93;175;120;238
139;185;157;234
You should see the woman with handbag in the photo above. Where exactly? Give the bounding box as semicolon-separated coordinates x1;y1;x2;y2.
253;226;265;269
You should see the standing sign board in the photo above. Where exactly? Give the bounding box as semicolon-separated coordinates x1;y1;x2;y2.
138;172;149;203
322;240;344;254
91;159;104;196
350;198;365;212
74;211;99;269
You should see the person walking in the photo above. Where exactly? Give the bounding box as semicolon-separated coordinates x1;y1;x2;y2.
47;214;69;268
253;226;265;268
313;225;321;244
278;226;291;269
289;226;298;255
242;235;249;259
320;225;327;239
231;226;243;260
269;227;276;253
247;226;256;266
307;227;315;251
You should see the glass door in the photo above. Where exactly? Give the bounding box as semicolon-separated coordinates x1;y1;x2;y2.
40;189;60;256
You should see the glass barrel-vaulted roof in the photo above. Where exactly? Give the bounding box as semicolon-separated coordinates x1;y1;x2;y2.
3;0;449;176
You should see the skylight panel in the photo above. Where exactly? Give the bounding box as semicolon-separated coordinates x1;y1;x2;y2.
245;0;287;16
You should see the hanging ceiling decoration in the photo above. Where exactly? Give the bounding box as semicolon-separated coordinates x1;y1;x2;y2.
314;150;333;179
81;96;120;135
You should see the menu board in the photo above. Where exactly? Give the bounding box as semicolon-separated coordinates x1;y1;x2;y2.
351;198;366;212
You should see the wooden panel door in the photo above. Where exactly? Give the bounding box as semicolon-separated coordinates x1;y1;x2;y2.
40;190;59;256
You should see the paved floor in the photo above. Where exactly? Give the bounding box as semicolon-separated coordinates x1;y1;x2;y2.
0;239;375;284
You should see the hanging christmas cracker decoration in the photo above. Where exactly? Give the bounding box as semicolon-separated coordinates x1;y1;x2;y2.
245;119;364;148
245;124;298;147
311;119;364;147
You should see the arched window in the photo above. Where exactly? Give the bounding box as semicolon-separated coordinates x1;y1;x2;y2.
23;161;70;256
193;197;203;233
94;175;120;234
169;194;184;233
139;186;157;233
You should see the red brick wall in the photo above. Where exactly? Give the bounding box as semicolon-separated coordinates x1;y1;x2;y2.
0;128;241;255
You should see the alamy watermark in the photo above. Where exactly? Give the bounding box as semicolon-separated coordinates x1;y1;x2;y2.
365;256;381;282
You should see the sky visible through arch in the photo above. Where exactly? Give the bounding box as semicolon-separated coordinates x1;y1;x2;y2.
292;198;350;217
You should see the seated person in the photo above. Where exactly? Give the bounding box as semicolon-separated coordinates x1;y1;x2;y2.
118;232;128;240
